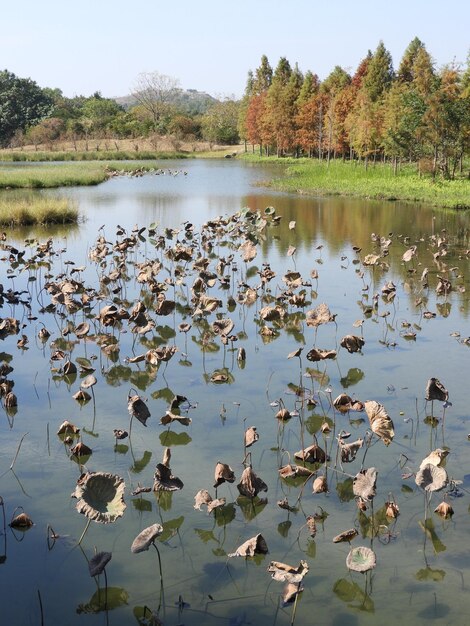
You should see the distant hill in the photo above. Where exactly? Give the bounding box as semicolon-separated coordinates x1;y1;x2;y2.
114;89;218;115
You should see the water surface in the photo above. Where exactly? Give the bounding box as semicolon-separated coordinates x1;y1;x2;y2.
1;159;470;625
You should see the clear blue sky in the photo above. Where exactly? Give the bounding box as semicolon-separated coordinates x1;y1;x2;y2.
2;0;469;98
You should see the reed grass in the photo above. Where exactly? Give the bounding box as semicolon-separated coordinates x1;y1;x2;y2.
0;150;188;162
243;155;470;209
0;194;79;226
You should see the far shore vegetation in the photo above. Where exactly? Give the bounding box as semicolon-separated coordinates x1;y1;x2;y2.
0;193;78;227
0;36;469;209
242;154;470;209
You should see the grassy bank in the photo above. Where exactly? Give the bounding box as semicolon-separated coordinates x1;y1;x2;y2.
243;155;470;209
0;194;78;226
0;161;163;189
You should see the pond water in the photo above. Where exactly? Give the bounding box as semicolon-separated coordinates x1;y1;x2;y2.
1;159;470;626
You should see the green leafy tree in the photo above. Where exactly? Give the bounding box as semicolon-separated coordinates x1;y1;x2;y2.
201;99;240;146
0;69;53;146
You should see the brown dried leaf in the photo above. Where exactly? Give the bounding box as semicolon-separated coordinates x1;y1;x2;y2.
237;466;268;498
128;394;151;426
415;464;448;492
333;528;358;544
153;463;184;492
228;533;268;557
214;462;235;488
268;560;309;584
425;378;448;402
306;348;336;362
340;334;365;353
244;426;259;448
306;303;335;328
282;582;304;606
159;411;191;426
364;400;394;445
294;443;326;464
10;512;33;529
194;489;213;510
353;467;377;501
312;475;328;493
57;420;80;435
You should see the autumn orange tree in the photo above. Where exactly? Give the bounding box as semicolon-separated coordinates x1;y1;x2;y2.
241;39;470;178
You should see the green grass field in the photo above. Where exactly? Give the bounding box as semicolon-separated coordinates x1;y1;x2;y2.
243;155;470;209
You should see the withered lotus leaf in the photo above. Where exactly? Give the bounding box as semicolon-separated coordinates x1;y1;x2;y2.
10;512;33;529
113;429;128;440
339;438;363;463
340;335;365;354
306;303;335;328
207;498;226;513
362;254;381;266
159;411;191;426
275;407;291;421
282;582;304;606
70;442;92;457
73;472;126;524
212;318;234;337
81;374;97;389
419;448;449;470
89;551;112;577
306;348;337;362
385;501;400;519
333;528;358;544
353;468;377;501
402;246;417;263
434;501;454;519
228;533;268;558
73;389;91;404
194;489;212;510
128;394;151;426
244;426;259;448
425;378;448;402
333;393;355;412
306;516;317;537
4;391;17;408
75;322;90;338
131;523;163;553
415;464;448;492
237;466;268;498
268;560;309;584
346;546;376;573
57;420;80;435
153;463;184;492
259;306;283;322
294;443;327;464
239;240;257;262
364;400;394;446
214;462;235;488
312;476;328;493
156;299;176;316
63;360;77;375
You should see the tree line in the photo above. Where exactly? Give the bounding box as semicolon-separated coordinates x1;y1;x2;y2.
1;37;469;178
0;70;240;151
239;38;470;179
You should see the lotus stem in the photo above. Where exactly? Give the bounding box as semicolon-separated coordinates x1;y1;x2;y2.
152;541;165;614
77;518;91;546
37;589;44;626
